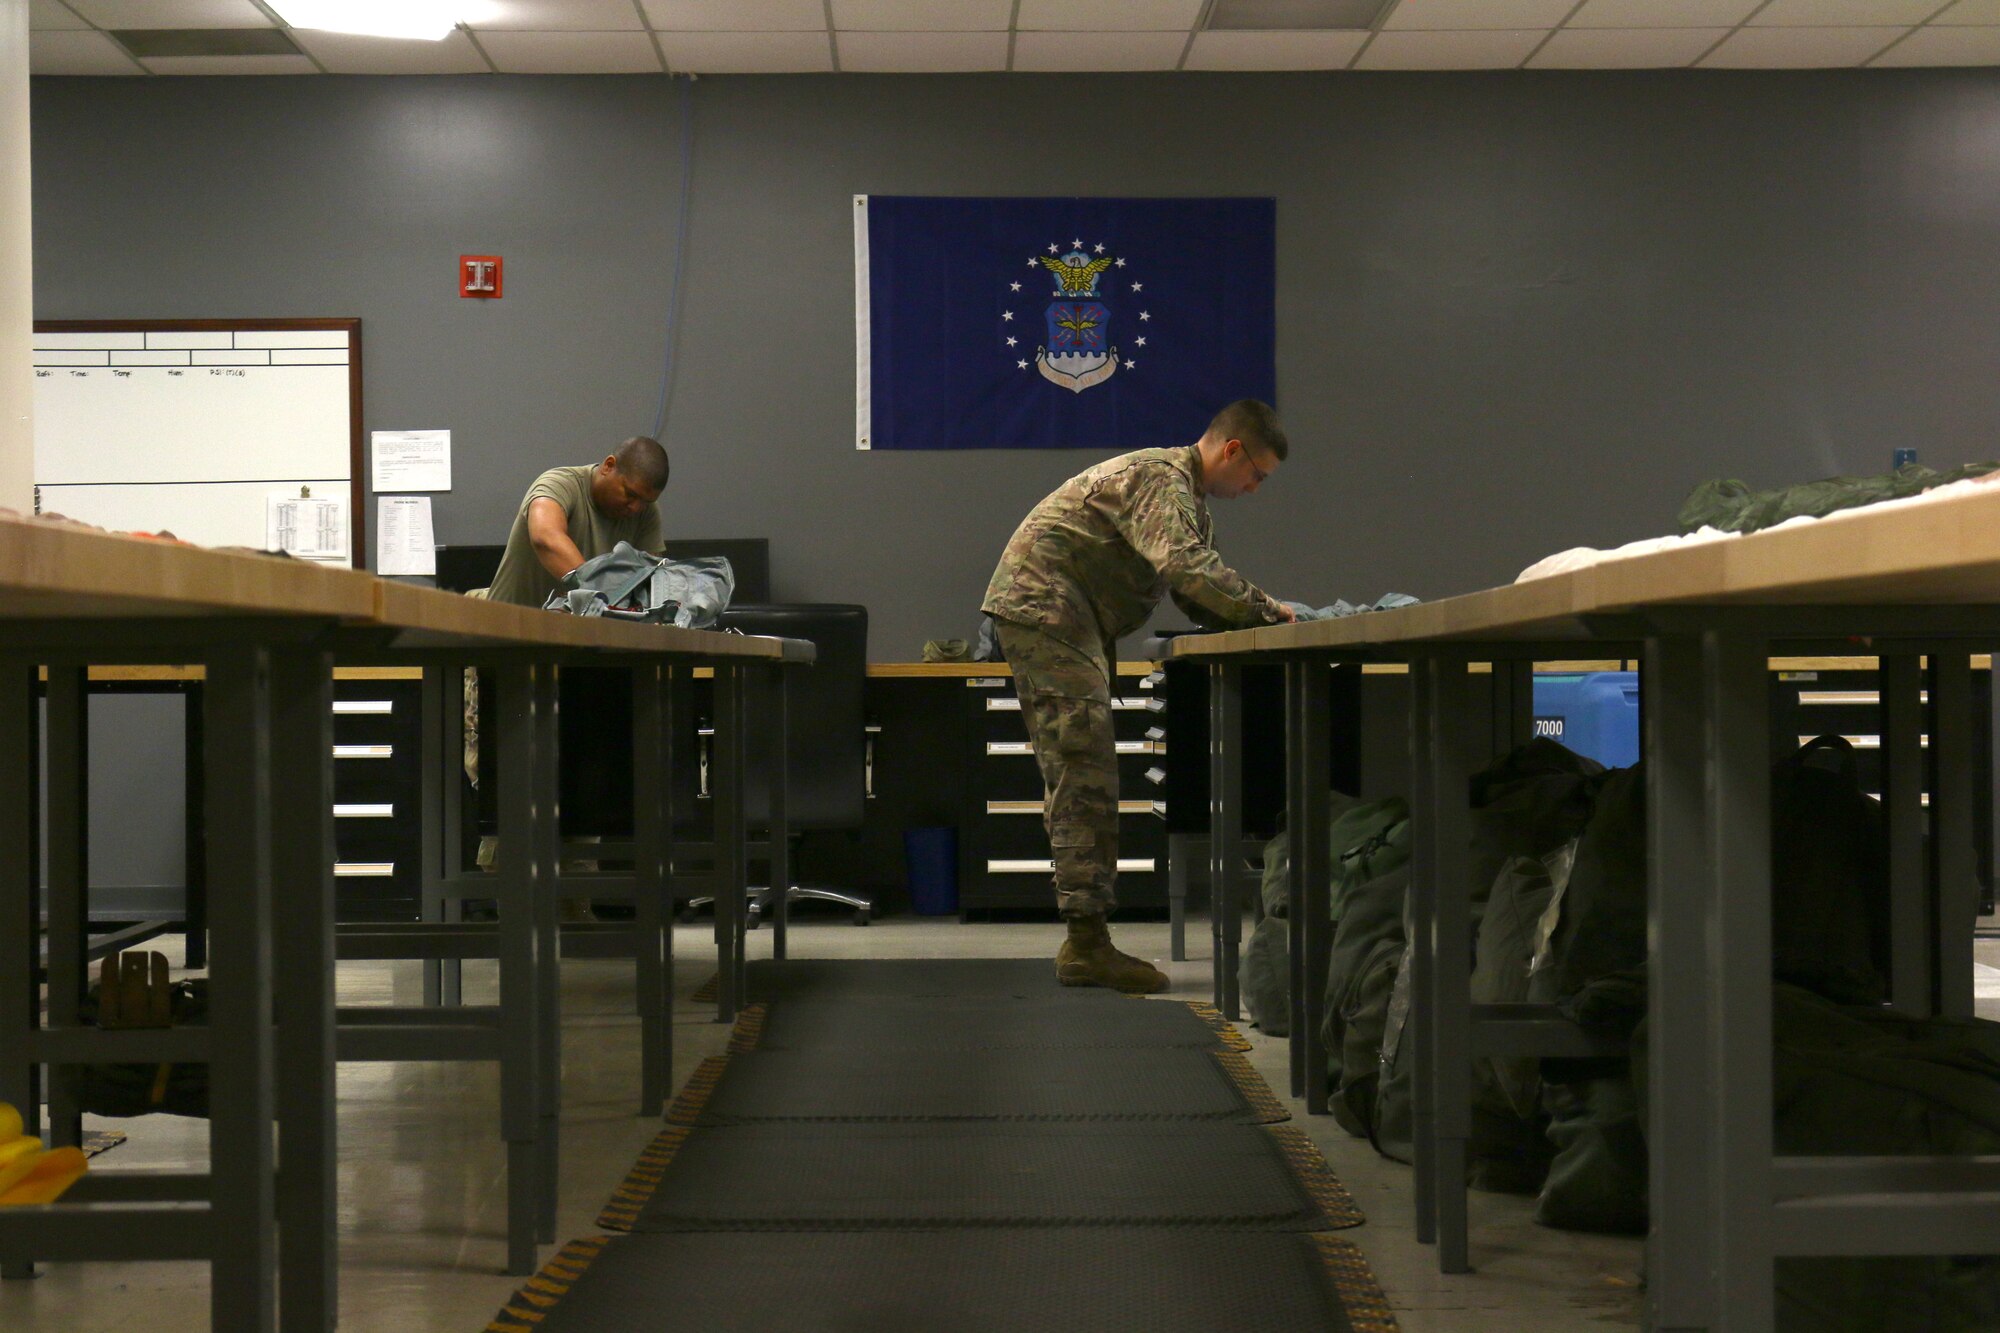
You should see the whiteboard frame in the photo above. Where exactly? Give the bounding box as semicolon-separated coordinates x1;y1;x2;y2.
33;317;367;569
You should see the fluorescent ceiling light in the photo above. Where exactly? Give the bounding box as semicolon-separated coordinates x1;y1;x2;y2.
270;1;490;41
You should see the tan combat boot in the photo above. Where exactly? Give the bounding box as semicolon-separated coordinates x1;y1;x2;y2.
1056;914;1170;994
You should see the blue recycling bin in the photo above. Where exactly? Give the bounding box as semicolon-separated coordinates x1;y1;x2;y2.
903;826;959;916
1532;671;1641;769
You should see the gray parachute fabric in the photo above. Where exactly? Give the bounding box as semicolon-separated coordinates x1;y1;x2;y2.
544;541;736;628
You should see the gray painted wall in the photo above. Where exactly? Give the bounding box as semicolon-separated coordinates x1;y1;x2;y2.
31;68;2000;663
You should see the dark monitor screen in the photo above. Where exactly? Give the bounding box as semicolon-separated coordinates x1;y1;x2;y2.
433;538;770;603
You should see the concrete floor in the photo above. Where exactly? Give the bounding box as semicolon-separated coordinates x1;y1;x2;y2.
5;919;1996;1332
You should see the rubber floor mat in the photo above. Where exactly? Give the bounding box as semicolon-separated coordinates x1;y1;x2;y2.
727;997;1250;1053
670;1045;1287;1125
600;1120;1359;1232
724;957;1124;1002
487;1231;1398;1332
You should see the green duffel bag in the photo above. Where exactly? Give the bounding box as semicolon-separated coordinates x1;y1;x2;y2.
1239;913;1292;1036
1248;793;1406;1041
1534;1067;1647;1233
1322;862;1409;1137
1328;795;1410;925
1634;985;2000;1329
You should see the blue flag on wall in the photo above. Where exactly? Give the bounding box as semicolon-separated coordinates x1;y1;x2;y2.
855;195;1276;451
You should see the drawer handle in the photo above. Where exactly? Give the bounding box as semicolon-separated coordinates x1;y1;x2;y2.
334;862;395;877
332;700;393;716
333;744;393;759
333;803;394;818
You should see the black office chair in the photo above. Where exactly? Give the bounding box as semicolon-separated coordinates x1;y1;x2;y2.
681;603;873;927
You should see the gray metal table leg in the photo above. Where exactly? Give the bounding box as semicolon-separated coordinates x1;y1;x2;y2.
713;666;747;1022
270;647;337;1333
1406;652;1438;1248
1284;662;1308;1097
1704;628;1777;1328
204;645;279;1330
768;664;790;962
1930;652;1977;1018
0;658;37;1280
492;660;541;1276
1882;654;1931;1015
1208;663;1245;1019
533;665;562;1244
1296;661;1335;1116
1425;653;1476;1273
1643;633;1718;1331
43;667;87;1153
440;666;467;1007
1167;831;1191;963
632;664;671;1117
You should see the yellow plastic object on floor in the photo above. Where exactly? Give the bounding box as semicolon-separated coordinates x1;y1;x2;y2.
0;1102;88;1205
0;1148;88;1205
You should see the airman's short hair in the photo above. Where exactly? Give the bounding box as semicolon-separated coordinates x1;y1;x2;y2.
614;436;669;493
1205;400;1288;462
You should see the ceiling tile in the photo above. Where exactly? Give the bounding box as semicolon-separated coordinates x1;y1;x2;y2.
1566;0;1759;27
472;1;645;31
1750;0;1942;24
139;54;319;73
29;28;142;73
1382;0;1575;30
1872;25;2000;63
30;0;90;31
832;0;1014;30
66;0;270;28
291;28;493;74
1012;30;1188;68
1355;28;1546;67
1529;27;1730;67
1183;30;1368;69
1016;0;1205;33
642;0;827;32
1935;0;2000;21
655;31;834;71
1700;26;1906;65
478;30;664;73
837;30;1008;69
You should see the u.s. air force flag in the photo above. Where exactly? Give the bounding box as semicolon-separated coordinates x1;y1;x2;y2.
854;195;1275;451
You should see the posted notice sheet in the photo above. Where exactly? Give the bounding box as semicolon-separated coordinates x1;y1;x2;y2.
376;496;437;576
372;429;452;492
266;494;347;563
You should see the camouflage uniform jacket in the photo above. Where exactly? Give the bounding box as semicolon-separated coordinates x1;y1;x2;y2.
982;445;1285;657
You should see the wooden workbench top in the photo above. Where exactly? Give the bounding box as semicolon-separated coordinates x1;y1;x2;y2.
0;512;376;622
366;582;814;661
865;661;1156;678
1175;479;2000;659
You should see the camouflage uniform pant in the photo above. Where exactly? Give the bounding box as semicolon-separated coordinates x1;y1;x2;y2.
993;620;1119;919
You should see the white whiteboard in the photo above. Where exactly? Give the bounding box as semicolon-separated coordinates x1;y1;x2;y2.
32;321;362;567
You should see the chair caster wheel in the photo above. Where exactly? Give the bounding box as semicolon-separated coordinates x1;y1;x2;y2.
853;908;872;926
746;915;761;931
677;909;700;925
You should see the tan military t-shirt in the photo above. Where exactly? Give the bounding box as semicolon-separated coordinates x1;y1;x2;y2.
485;465;663;608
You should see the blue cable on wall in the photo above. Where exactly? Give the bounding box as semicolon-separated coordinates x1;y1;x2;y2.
651;74;696;442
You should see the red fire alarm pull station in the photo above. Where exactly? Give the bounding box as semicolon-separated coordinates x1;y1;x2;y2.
460;255;502;298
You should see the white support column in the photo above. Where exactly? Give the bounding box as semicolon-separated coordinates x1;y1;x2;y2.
0;0;33;514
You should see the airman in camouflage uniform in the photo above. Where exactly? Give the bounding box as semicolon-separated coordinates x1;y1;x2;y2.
983;399;1294;992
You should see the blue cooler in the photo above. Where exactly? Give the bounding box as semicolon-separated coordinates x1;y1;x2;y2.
1532;671;1640;769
